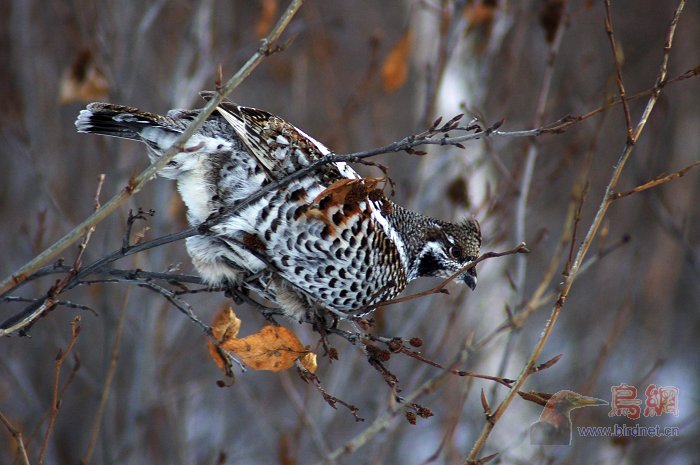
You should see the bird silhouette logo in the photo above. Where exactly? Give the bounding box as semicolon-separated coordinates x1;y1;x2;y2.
529;390;608;445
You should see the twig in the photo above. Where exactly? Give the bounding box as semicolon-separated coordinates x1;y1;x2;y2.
135;281;210;334
1;223;523;338
604;0;634;142
0;0;304;298
611;160;700;200
465;2;686;460
386;342;514;388
198;119;496;231
297;366;364;423
0;410;31;465
2;296;96;313
313;333;474;465
81;291;130;465
0;262;206;335
562;181;589;278
529;64;700;136
473;234;630;353
38;316;81;465
74;174;105;271
1;176;107;334
81;276;246;372
122;208;154;251
513;190;579;328
278;370;336;461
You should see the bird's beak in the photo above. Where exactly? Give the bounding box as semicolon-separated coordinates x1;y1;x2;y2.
572;395;608;408
461;266;477;291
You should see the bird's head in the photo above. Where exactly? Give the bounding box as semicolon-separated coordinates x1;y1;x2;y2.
540;390;609;424
415;217;481;290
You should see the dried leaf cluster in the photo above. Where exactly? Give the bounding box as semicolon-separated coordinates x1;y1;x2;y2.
208;306;317;373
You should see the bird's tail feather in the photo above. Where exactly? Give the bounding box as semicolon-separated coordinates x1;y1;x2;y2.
75;103;176;142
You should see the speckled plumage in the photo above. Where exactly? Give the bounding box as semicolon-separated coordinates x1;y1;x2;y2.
75;94;482;322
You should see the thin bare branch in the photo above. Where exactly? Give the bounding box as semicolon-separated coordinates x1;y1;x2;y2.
0;410;31;465
313;333;474;465
611;160;700;200
380;340;514;388
81;292;130;465
74;174;105;269
38;316;81;465
604;0;634;142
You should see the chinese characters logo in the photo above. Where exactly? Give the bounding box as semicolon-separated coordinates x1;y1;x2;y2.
609;384;679;420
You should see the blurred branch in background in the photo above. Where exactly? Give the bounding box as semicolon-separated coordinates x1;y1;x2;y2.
1;1;699;464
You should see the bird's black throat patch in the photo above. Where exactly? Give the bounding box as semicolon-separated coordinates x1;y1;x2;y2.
417;251;441;277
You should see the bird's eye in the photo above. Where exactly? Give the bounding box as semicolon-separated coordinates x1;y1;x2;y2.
448;245;464;261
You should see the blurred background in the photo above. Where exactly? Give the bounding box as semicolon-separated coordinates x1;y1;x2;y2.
1;1;698;464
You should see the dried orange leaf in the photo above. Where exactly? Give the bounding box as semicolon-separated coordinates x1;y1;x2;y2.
212;306;241;340
300;352;318;374
222;325;310;372
463;3;495;27
381;30;412;92
309;178;356;206
59;49;109;104
256;0;279;39
309;177;384;207
208;310;317;373
207;306;241;370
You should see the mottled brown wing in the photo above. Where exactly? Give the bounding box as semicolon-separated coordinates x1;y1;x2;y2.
200;91;329;180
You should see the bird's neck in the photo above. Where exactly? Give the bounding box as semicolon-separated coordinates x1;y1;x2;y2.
539;407;571;427
384;201;438;279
